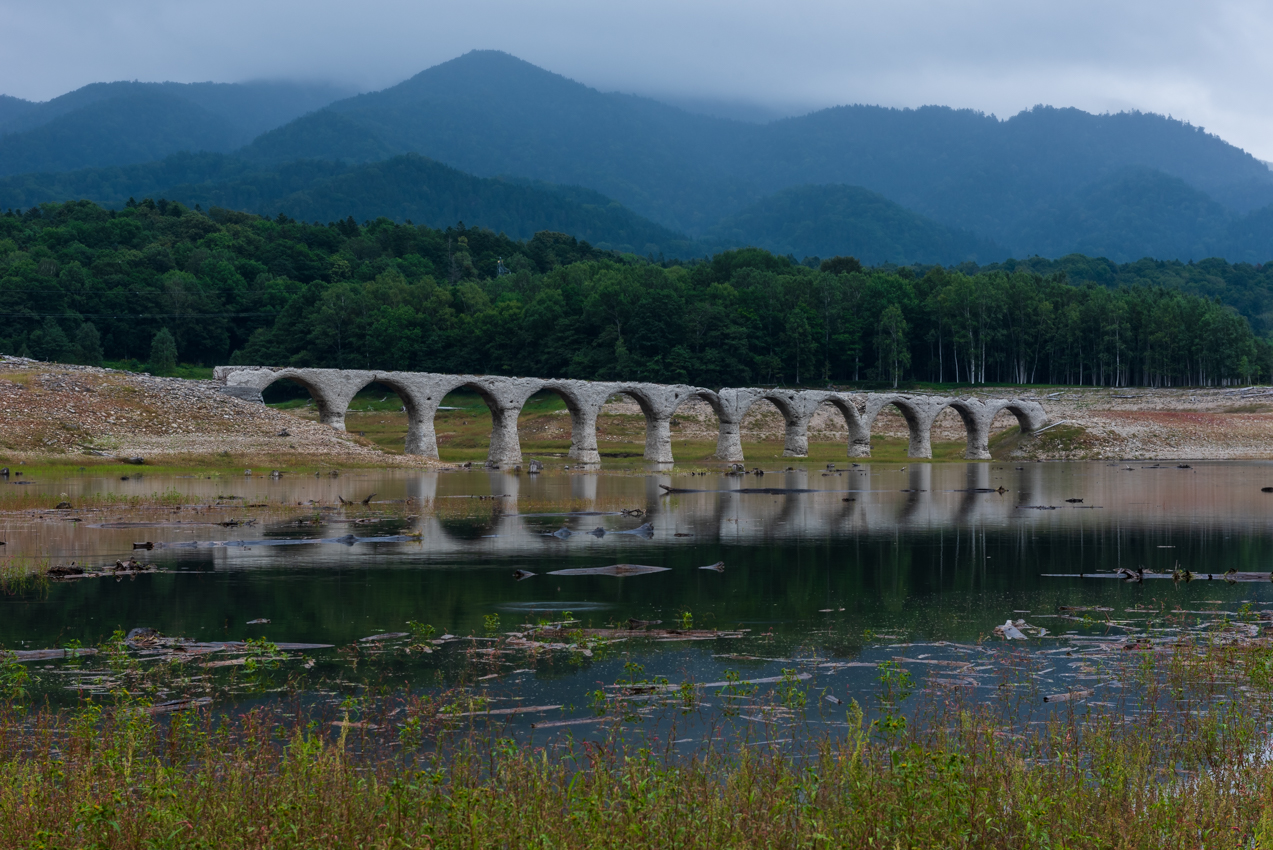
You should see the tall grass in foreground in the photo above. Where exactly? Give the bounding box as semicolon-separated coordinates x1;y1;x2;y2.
3;640;1273;848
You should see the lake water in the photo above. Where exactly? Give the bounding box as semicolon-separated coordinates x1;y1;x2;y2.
4;459;1273;737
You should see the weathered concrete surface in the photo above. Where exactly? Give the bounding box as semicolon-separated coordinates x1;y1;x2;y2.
213;367;1047;465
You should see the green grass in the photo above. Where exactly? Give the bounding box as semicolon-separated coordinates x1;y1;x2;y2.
100;360;214;380
428;436;971;465
3;636;1273;847
325;388;985;464
991;423;1093;459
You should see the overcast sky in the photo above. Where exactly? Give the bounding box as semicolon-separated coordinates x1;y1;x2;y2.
3;0;1272;159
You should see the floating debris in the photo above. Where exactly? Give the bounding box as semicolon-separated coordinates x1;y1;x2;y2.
548;564;671;577
994;620;1028;640
659;485;817;494
440;704;562;719
6;647;99;662
148;697;212;715
614;522;654;537
1043;569;1273;583
152;533;420;549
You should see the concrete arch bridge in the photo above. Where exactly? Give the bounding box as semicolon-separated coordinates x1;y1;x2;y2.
213;367;1048;465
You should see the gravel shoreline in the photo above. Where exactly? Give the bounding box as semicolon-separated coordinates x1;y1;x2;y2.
0;357;422;466
2;357;1270;463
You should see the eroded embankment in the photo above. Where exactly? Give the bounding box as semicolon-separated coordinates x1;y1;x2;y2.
0;356;419;466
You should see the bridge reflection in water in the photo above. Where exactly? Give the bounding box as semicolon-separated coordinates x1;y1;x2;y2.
171;460;1256;570
214;367;1048;464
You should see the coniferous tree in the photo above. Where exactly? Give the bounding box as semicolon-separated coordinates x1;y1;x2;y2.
148;328;178;374
74;323;103;366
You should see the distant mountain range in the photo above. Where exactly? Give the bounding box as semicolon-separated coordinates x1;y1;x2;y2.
1;51;1271;265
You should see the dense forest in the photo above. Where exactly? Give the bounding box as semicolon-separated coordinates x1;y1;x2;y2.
1;200;1268;388
0;154;698;259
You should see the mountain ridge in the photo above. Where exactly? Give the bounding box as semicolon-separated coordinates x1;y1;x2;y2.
0;50;1271;263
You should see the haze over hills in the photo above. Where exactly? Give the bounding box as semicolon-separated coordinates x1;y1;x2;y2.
706;185;1003;265
1;50;1272;264
0;154;999;264
0;79;353;175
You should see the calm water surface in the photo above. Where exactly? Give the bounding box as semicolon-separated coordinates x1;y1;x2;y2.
3;460;1273;732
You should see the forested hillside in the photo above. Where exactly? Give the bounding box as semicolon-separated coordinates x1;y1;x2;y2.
236;50;1273;261
1;201;1266;388
3;51;1272;263
0;155;696;256
0;80;351;175
705;185;1001;265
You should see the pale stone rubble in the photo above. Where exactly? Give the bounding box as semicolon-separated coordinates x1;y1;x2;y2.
0;356;402;463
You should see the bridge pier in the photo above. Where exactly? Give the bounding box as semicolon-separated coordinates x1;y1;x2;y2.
714;420;744;462
713;388;764;462
567;406;602;464
847;415;873;457
543;381;610;465
905;398;952;458
780;391;843;458
468;378;542;467
644;416;673;463
610;384;701;464
953;400;996;460
404;414;438;457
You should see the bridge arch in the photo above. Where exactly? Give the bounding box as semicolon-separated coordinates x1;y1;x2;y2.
534;380;610;464
929;398;1049;460
233;367;370;431
215;367;1048;467
664;388;726;462
995;400;1048;433
430;376;543;467
607;383;716;463
812;393;872;459
725;390;825;458
864;395;941;458
933;400;985;460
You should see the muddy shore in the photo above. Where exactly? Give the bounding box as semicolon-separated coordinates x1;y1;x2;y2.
1;356;1270;465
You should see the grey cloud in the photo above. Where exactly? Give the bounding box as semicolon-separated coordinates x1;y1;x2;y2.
2;0;1271;158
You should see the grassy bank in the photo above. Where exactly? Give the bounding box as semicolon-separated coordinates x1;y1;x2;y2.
2;633;1272;848
329;388;981;464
